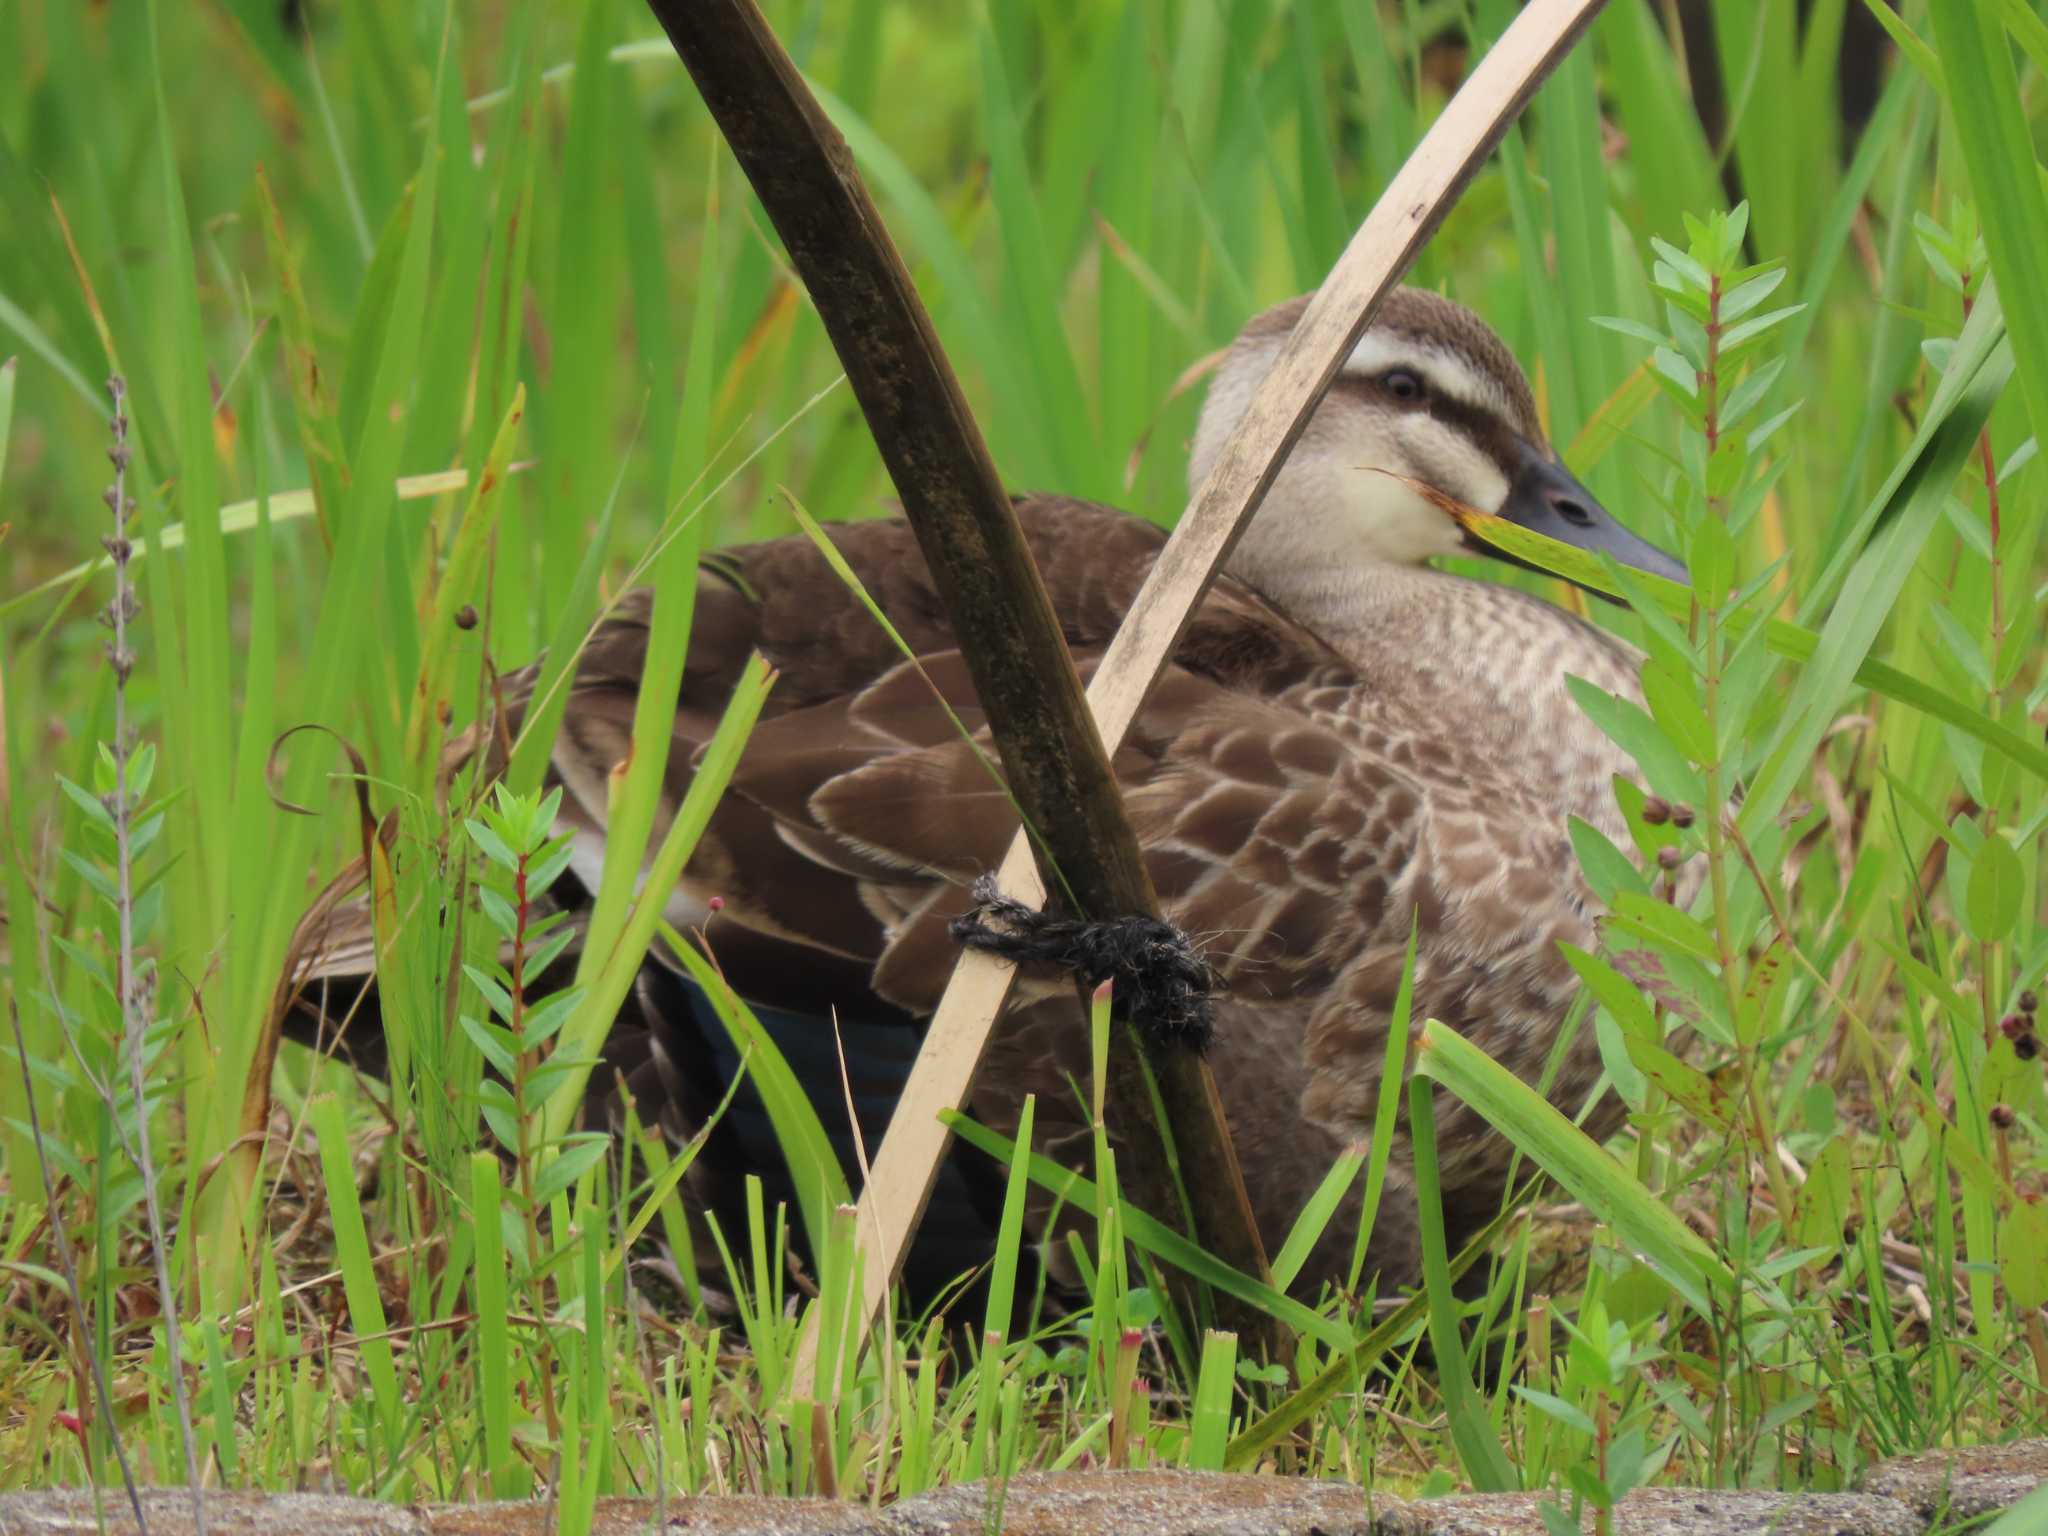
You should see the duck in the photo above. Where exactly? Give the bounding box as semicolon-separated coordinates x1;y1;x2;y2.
290;287;1686;1309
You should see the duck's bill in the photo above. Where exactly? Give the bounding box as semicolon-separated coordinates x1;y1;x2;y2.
1473;444;1688;588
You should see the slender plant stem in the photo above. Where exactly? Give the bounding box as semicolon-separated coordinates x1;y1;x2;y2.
103;376;206;1533
507;842;563;1447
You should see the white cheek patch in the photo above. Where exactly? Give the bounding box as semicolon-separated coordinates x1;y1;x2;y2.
1406;416;1511;516
1342;335;1502;420
1335;464;1467;565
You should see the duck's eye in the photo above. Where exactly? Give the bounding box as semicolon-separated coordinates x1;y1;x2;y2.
1383;368;1426;402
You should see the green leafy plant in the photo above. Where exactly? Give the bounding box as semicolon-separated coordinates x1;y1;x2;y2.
461;785;606;1252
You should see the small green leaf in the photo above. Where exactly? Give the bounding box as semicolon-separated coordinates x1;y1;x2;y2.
1568;816;1651;906
1916;225;1965;293
528;837;577;897
1719;304;1806;352
477;887;518;939
1564;1465;1613;1509
1565;678;1708;805
1608;892;1720;963
1964;831;2023;942
463;963;516;1023
1640;659;1714;764
1703;438;1748;502
1591;315;1670;348
460;1014;518;1078
467;818;519;872
522;927;579;984
1719;357;1785;430
1561;944;1658;1041
1999;1201;2048;1311
532;1135;611;1205
1512;1386;1597;1436
1651;346;1697;397
1650;235;1711;291
1746;402;1803;453
1791;1136;1852;1255
1720;266;1787;320
520;987;585;1051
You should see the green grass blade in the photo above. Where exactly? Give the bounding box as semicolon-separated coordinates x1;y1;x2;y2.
977;29;1100;497
0;355;14;489
405;389;526;782
1187;1329;1238;1470
982;1094;1036;1340
1348;922;1419;1293
1596;2;1719;246
537;0;624;635
1410;1075;1515;1492
311;1097;401;1455
1269;1146;1362;1295
811;83;1060;487
1928;0;2048;447
545;654;774;1141
657;924;852;1265
468;1149;519;1496
1413;1020;1732;1313
145;0;231;960
577;154;722;1007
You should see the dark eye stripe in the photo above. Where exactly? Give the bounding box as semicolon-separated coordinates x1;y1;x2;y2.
1329;374;1525;479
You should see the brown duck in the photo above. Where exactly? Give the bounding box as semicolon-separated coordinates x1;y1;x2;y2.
295;288;1685;1306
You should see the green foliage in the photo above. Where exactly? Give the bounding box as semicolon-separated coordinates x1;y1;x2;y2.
3;0;2048;1509
460;785;604;1201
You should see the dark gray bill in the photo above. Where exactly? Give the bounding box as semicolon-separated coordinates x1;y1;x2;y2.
1474;438;1688;588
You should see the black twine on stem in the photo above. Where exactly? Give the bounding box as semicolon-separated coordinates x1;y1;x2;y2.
949;875;1218;1049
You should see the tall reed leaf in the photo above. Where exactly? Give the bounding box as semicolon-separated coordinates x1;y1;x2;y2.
1927;0;2048;445
545;655;773;1141
1414;1020;1733;1315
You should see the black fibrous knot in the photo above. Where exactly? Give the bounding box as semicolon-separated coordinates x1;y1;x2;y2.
949;875;1217;1050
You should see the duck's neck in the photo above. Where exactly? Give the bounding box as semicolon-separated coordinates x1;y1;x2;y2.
1243;559;1648;837
1234;558;1467;667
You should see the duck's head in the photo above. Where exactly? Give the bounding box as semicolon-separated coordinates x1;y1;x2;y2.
1191;289;1684;599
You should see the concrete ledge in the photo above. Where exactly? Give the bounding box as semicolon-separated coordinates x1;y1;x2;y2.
1378;1489;1922;1536
1855;1438;2048;1524
5;1451;2046;1536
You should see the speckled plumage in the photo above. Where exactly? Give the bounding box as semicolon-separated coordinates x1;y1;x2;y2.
295;289;1674;1301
